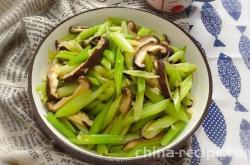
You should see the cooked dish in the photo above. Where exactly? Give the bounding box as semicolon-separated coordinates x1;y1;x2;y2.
36;17;196;157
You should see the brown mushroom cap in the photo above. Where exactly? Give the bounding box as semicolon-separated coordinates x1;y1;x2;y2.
155;60;172;99
127;20;138;35
136;36;159;51
46;64;60;101
134;43;168;68
55;40;68;51
62;37;109;81
161;34;170;46
69;25;88;34
119;87;133;114
89;36;101;47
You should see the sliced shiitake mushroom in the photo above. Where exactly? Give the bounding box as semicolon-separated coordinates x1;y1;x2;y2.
123;138;144;151
146;78;160;89
155;60;172;99
69;25;88;34
127;20;137;35
123;133;163;151
55;40;68;51
46;64;61;101
136;36;159;51
161;34;170;46
67;111;93;127
62;37;109;81
89;36;101;47
46;77;90;112
119;87;133;114
55;40;82;52
134;43;168;68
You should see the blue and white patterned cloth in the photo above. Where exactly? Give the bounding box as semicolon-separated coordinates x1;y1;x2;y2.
189;0;250;164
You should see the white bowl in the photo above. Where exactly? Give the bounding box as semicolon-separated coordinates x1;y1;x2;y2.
29;7;212;164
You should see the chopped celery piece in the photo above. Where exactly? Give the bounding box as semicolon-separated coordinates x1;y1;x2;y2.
46;112;76;138
103;49;115;63
57;83;78;98
76;24;102;41
56;51;78;60
70;134;124;145
133;78;145;121
114;49;124;95
68;46;90;65
137;27;153;36
123;70;159;79
161;121;186;146
55;83;108;117
168;50;185;63
109;32;134;52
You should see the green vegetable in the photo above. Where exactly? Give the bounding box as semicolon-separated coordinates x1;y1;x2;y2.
56;51;78;60
164;61;182;88
129;115;157;133
57;83;78;98
57;64;79;78
70;134;124;144
103;49;115;63
108;17;124;25
114;49;124;95
40;18;197;157
180;75;193;101
133;78;145;121
141;116;177;138
68;46;90;65
60;118;77;134
97;87;114;101
164;102;189;122
61;33;77;41
121;20;128;34
161;121;186;146
173;63;196;77
145;54;154;72
55;83;108;117
88;101;106;116
109;26;121;32
97;145;108;155
173;88;181;111
87;77;101;86
126;141;160;157
36;82;48;104
123;70;159;79
101;57;111;70
89;101;112;134
123;99;171;126
168;50;185;63
109;32;134;52
108;113;124;134
46;112;76;138
103;95;122;129
145;87;165;103
124;52;134;70
48;49;57;63
76;24;102;41
137;27;153;36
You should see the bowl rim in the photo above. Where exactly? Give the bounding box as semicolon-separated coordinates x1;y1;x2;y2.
28;7;212;164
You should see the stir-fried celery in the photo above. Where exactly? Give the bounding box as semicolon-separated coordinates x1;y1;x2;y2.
38;18;197;158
